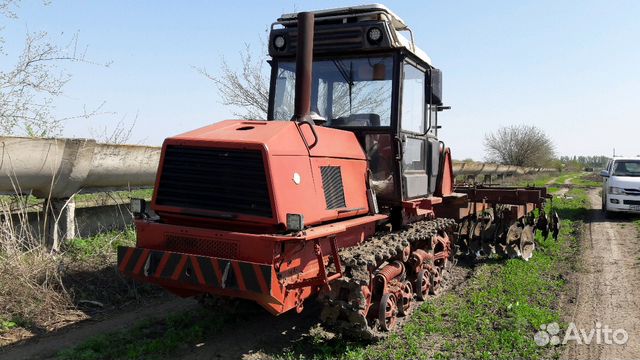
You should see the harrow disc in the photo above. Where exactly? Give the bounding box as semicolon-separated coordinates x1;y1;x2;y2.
469;220;483;256
480;222;497;256
520;225;536;261
506;224;523;259
551;211;560;240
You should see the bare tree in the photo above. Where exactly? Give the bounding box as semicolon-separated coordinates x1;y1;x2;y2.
196;43;270;120
484;125;555;167
89;113;138;144
0;0;107;137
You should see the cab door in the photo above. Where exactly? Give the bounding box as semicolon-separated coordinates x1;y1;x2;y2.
399;60;430;199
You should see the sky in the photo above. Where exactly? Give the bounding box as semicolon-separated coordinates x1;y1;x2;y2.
2;0;639;160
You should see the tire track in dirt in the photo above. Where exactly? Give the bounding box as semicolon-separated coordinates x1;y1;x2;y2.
0;296;198;360
564;188;640;359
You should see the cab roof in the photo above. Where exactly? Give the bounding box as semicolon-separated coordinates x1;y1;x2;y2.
276;4;433;66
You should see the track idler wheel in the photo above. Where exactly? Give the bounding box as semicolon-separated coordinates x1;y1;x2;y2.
378;293;398;331
520;225;536;261
415;269;430;301
399;281;413;316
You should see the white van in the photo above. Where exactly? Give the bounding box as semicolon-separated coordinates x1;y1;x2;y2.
600;157;640;215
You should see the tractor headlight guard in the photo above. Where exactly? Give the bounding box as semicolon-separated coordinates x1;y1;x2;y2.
131;198;147;219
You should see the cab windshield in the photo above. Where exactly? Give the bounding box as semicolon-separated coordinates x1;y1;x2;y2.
613;160;640;177
272;56;393;127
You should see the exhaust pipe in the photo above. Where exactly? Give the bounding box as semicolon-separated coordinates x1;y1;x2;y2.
294;12;314;122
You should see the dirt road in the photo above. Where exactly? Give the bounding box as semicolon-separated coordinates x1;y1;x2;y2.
564;189;640;359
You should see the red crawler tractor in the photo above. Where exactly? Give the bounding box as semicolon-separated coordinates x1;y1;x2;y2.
118;5;558;338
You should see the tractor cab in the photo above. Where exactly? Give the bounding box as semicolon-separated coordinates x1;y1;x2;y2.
266;4;447;207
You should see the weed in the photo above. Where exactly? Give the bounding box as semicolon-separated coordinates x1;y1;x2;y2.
0;319;17;332
63;228;136;260
0;197;73;340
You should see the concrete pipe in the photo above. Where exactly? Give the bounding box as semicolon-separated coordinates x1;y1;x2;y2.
0;136;160;199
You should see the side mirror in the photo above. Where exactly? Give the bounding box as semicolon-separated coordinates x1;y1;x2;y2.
428;68;443;106
600;170;609;177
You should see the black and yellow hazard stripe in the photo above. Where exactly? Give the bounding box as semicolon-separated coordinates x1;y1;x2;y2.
117;246;272;296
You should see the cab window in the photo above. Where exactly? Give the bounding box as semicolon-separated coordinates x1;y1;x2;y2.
272;56;393;127
400;62;425;134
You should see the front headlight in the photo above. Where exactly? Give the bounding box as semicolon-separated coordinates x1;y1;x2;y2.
608;186;625;195
367;27;383;44
273;35;286;50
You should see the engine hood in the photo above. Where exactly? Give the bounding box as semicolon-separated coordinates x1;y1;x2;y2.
165;120;365;160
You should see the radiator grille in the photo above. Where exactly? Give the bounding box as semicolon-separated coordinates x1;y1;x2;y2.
623;199;640;206
320;166;346;209
624;188;640;196
165;234;238;259
156;146;272;218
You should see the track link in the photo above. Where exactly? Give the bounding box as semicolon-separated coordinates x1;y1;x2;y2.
318;218;457;340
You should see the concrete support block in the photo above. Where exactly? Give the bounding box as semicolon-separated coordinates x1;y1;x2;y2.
44;198;76;251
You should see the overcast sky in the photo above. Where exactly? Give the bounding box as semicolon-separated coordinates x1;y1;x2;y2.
3;1;639;160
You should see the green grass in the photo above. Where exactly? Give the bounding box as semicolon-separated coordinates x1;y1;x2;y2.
551;173;576;185
276;189;587;360
56;309;234;360
513;174;557;187
0;189;153;211
529;174;556;187
74;189;154;204
513;172;579;188
0;319;18;332
570;173;601;188
63;228;136;259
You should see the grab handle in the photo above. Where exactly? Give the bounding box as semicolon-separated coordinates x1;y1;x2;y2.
298;120;319;149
